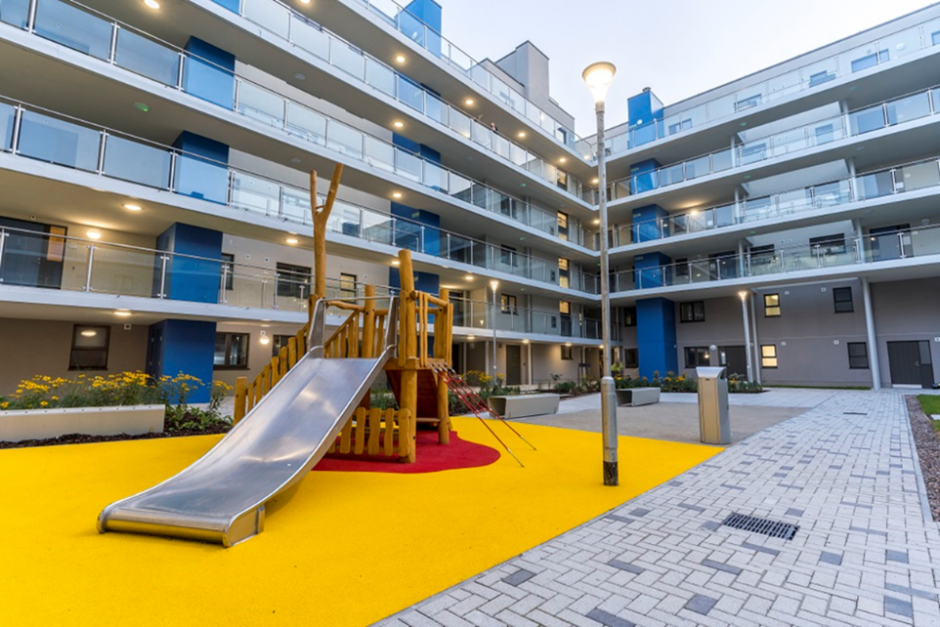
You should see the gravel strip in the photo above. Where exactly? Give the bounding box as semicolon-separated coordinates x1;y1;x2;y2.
907;395;940;520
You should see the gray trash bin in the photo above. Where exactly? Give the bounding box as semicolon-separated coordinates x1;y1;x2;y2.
696;366;730;445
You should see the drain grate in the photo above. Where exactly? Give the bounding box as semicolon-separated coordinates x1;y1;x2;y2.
843;411;867;416
721;512;799;540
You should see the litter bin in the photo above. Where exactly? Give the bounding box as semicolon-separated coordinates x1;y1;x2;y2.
696;366;730;445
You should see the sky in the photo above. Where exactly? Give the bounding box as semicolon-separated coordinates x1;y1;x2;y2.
437;0;938;136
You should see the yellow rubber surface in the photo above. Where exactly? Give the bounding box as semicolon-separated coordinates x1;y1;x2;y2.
0;418;721;626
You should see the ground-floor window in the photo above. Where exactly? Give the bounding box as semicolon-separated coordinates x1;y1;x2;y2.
684;346;710;368
623;348;638;368
561;345;573;360
214;333;249;369
69;325;110;370
761;344;778;369
848;342;869;369
273;334;294;357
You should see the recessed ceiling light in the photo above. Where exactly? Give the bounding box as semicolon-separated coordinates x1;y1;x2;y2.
143;0;160;9
520;183;526;187
559;157;567;163
299;0;311;4
740;122;748;127
114;310;132;317
294;72;306;81
465;98;475;106
395;55;406;64
592;177;599;184
81;329;98;337
464;274;474;281
593;218;600;225
565;342;572;347
517;131;526;138
123;203;143;211
133;102;150;113
393;121;404;128
468;335;476;341
392;192;403;199
391;260;400;266
522;339;530;344
286;237;299;245
290;156;302;164
86;229;101;240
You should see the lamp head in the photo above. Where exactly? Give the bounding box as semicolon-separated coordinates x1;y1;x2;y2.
489;280;499;291
582;62;617;104
738;290;749;301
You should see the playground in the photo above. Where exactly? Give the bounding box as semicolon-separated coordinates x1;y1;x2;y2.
1;165;722;625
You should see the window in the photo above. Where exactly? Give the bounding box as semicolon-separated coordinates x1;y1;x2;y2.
764;293;781;317
559;300;571;315
668;119;692;135
558;258;570;289
761;344;778;369
848;342;869;369
556;169;568;191
557;211;569;241
214;333;249;369
684;347;711;368
809;70;836;87
623;348;638;368
339;272;357;298
561;345;573;360
221;253;234;291
735;94;762;112
276;262;310;299
501;294;517;315
833;287;854;313
679;301;705;323
809;234;846;255
851;49;889;73
624;307;636;327
272;334;293;357
69;325;110;370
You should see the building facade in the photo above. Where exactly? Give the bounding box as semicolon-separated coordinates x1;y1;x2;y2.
0;0;937;399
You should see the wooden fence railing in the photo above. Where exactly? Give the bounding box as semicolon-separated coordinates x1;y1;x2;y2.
328;407;414;461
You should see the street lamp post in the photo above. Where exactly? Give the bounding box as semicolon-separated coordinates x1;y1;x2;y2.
738;290;754;382
490;279;499;382
583;61;618;487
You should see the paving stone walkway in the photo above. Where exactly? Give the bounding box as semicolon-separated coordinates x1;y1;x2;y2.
376;391;940;627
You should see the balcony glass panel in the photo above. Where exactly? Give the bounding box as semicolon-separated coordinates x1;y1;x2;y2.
326;122;363;159
444;234;472;264
365;58;396;98
777;188;812;214
910;225;940;257
327;205;362;238
18;111;100;172
808;119;843;146
89;246;158;298
290;19;330;60
684;155;711;180
470;121;491;149
286;103;327;145
767;70;801;100
115;29;179;86
231;172;279;217
711;148;733;172
659;163;684;187
814;180;851;207
493;135;511;160
509;144;527;167
238;82;285;128
0;103;14;151
934;90;940;114
243;0;289;38
895;161;940;192
0;0;29;28
886;92;932;125
706;94;736;120
802;58;839;87
739;141;768;166
449;109;471;139
174;155;228;204
858;170;895;199
423;161;448;193
771;127;808;156
394;149;422;182
363;135;395;172
331;40;365;80
425;94;447;125
397;76;425;112
103;136;171;189
35;0;111;61
360;211;394;246
448;172;471;203
881;27;923;61
281;187;310;224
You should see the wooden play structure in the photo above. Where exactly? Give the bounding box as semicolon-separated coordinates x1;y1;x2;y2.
232;165;457;463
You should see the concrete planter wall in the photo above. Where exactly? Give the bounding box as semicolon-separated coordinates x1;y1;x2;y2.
0;405;165;442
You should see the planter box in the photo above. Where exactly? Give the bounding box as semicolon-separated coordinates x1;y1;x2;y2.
616;388;661;407
0;405;165;442
488;394;560;419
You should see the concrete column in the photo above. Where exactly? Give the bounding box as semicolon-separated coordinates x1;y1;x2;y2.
526;342;533;385
737;239;746;277
862;277;882;390
740;292;754;382
847;156;859;202
749;291;762;386
852;218;865;263
733;187;742;224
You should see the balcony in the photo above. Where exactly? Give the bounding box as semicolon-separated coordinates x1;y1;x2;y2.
450;297;608;342
600;12;940;160
0;0;594;249
612;222;940;295
0;100;601;296
604;86;940;203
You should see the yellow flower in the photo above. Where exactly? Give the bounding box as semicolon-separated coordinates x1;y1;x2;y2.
51;396;59;401
40;401;48;407
0;402;9;409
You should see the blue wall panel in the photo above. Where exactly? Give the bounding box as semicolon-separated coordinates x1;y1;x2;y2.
628;90;664;147
630;158;660;195
172;131;230;205
636;298;677;379
209;0;240;12
401;0;442;57
388;267;440;296
157;222;223;304
183;37;235;109
633;251;671;290
146;319;217;403
632;204;668;243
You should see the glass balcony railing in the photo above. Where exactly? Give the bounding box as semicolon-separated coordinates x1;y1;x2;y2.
605;86;940;201
616;154;940;249
0;99;600;295
613;222;940;293
0;225;607;338
598;15;940;158
323;0;582;152
5;0;587;246
216;0;588;199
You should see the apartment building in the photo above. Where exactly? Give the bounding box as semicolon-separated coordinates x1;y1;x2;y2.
0;0;937;399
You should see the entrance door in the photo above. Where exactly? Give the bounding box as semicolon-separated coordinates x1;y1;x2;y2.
505;345;522;386
888;341;935;388
0;217;64;288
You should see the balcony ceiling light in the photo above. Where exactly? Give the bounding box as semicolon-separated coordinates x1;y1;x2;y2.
565;342;572;347
395;55;406;64
114;310;132;317
468;335;476;341
300;0;311;4
392;192;403;199
123;203;143;211
133;102;150;113
593;218;600;225
464;274;474;281
522;339;530;344
86;229;102;240
393;121;404;129
391;260;400;266
464;98;475;106
559;157;567;163
81;330;98;337
286;237;299;245
517;131;526;138
591;177;599;185
143;0;160;9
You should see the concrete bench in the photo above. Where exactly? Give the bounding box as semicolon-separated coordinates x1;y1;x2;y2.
488;394;560;419
615;388;661;407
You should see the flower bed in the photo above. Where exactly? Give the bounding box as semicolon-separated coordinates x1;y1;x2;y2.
615;371;763;394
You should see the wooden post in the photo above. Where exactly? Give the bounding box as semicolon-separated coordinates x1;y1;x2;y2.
362;284;376;359
234;376;248;424
311;165;344;301
288;337;298;368
397;249;418;455
436;287;451;444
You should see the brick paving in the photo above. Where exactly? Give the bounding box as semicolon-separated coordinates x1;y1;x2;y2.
375;392;940;626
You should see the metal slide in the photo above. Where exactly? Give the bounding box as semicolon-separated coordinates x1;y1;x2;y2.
98;299;396;547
